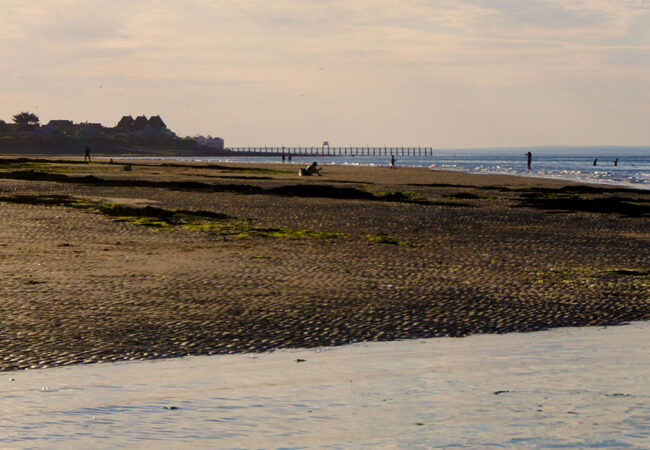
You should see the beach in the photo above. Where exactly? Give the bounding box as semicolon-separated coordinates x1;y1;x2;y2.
0;157;648;371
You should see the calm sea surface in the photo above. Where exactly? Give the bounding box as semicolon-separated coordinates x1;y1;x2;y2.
127;151;650;190
2;323;648;447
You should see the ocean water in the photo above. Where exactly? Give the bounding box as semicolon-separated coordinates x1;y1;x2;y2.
2;322;648;448
127;151;650;190
427;153;650;189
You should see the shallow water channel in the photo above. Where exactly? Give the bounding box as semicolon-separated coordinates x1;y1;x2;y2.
1;322;648;448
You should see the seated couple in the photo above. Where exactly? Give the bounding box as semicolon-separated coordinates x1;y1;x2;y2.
299;161;322;176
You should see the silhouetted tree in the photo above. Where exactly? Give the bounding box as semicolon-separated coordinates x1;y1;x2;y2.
12;111;39;127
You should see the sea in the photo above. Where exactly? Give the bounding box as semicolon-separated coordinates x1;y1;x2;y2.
2;322;648;447
128;148;650;190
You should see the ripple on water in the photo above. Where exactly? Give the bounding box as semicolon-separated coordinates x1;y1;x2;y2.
0;322;648;447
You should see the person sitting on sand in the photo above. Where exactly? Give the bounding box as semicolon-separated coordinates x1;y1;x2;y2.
84;145;91;163
299;161;322;176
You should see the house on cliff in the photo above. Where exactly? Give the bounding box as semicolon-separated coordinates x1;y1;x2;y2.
114;115;174;137
1;113;225;153
47;120;74;132
194;135;225;150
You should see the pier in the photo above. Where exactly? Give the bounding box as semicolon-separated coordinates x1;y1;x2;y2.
224;145;433;157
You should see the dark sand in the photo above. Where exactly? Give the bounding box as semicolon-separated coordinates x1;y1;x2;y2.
0;157;648;371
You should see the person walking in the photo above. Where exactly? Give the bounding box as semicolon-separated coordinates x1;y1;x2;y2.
526;152;532;171
84;145;91;163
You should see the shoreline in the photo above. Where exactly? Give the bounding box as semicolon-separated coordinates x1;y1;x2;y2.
0;156;648;371
4;151;649;190
118;154;650;191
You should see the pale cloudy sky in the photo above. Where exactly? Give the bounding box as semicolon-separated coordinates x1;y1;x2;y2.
1;0;649;147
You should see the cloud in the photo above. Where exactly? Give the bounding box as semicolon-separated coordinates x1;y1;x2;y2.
0;0;649;145
2;1;647;74
466;0;608;30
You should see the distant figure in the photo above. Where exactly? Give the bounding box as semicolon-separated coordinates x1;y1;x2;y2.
84;145;91;163
593;158;598;166
299;161;322;176
614;158;618;166
282;153;286;163
390;154;396;168
288;154;292;163
526;152;532;171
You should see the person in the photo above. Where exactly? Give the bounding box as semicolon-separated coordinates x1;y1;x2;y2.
288;154;292;163
614;158;618;166
299;161;322;176
526;151;532;171
282;153;286;163
84;145;91;162
593;158;598;166
390;154;396;168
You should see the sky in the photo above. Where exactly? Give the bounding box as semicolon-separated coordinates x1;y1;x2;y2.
1;0;649;148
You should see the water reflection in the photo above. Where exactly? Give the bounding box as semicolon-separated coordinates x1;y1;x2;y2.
1;322;648;447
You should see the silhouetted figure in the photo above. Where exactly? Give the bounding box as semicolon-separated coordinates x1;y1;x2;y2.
288;154;292;163
84;145;91;163
299;161;322;176
282;153;286;163
390;154;396;168
593;158;598;166
526;152;532;171
614;158;618;166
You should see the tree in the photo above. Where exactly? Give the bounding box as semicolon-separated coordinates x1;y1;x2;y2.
12;111;40;127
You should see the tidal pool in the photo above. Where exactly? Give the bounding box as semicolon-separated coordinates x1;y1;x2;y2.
1;322;648;448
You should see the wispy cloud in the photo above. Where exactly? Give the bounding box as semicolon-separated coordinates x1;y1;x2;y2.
0;0;649;146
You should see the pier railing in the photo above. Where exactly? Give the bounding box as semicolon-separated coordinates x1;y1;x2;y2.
225;146;433;157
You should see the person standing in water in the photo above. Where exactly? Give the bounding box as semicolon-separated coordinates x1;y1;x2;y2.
526;152;532;171
593;158;598;166
614;158;619;166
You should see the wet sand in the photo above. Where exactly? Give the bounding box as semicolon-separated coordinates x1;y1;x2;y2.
0;156;648;371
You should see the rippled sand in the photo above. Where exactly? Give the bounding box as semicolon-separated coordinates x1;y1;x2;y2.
0;157;648;371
